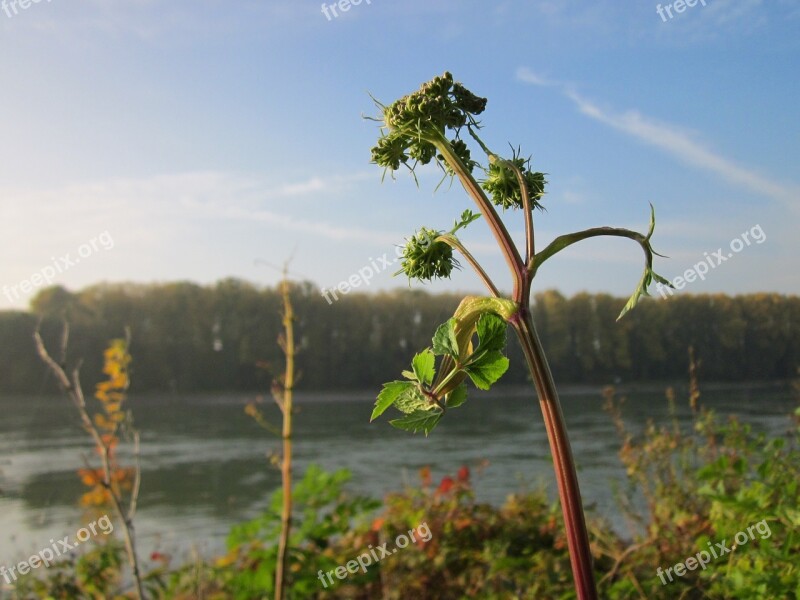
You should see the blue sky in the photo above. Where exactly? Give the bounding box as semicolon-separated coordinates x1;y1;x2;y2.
1;0;798;310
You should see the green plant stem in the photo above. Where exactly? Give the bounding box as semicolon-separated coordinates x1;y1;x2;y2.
436;232;500;297
510;309;598;600
531;226;652;278
433;136;525;297
432;361;463;397
440;139;599;599
491;154;536;263
274;278;295;600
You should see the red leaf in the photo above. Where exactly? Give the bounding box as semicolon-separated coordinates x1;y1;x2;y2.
436;476;454;494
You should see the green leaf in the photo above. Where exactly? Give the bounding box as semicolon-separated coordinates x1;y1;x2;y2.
445;384;467;409
617;265;673;320
475;313;507;353
618;205;672;320
432;318;459;358
394;386;430;414
371;381;414;421
411;349;436;385
465;350;509;390
390;409;443;436
451;209;481;234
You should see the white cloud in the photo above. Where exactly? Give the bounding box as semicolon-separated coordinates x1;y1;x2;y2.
516;67;799;207
0;170;398;271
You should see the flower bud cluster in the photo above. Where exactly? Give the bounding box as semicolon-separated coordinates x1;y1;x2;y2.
371;72;486;174
397;228;457;282
482;156;546;210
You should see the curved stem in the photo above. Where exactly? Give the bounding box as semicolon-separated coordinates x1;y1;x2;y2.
432;135;525;297
494;156;536;264
432;363;462;397
510;309;598;600
531;226;649;277
467;127;536;264
436;233;500;297
529;214;669;319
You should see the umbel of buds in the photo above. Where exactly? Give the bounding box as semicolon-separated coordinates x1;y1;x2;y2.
370;72;487;176
383;71;487;132
370;71;547;213
483;154;546;210
396;228;457;282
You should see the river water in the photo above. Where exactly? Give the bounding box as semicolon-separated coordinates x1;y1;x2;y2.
0;382;795;567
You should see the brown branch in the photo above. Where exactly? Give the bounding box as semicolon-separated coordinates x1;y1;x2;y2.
274;274;296;600
34;326;146;600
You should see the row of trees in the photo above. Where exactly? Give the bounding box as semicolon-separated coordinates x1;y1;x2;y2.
0;280;797;393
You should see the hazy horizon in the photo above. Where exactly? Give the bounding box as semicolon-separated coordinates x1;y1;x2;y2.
2;1;799;311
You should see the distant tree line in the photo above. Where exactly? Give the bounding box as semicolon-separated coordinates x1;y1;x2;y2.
0;281;797;394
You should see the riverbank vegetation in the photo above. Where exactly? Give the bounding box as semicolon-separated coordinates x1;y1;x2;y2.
2;284;798;394
8;376;799;599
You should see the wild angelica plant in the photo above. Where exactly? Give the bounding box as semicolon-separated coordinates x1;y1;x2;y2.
368;72;671;600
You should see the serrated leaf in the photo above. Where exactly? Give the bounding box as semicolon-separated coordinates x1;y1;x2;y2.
394;386;430;414
432;318;459;358
371;381;415;421
390;409;443;436
475;313;507;354
411;349;436;385
465;350;509;390
451;209;482;234
445;384;467;409
617;266;673;320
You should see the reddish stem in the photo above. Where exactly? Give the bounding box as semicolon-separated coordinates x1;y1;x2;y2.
510;307;598;599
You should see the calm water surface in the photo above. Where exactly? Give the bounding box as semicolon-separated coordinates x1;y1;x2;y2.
0;383;795;567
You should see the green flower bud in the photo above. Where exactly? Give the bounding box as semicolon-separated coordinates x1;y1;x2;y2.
452;83;487;116
370;133;410;171
482;156;546;210
408;139;438;166
381;72;487;136
370;73;488;179
397;228;458;282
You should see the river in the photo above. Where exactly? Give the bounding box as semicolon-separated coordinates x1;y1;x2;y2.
0;382;795;567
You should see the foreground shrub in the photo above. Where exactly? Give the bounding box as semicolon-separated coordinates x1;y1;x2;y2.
10;385;798;599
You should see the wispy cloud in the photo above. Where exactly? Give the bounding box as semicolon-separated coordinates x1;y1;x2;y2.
276;172;373;197
0;170;397;252
517;67;799;206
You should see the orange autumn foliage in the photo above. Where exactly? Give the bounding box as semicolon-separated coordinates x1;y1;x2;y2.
78;339;133;508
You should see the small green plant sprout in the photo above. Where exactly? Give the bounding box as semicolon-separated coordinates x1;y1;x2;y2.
368;72;671;600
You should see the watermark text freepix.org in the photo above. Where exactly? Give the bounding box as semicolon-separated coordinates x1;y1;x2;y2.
656;224;765;299
2;230;114;304
656;518;771;585
318;522;432;588
321;0;371;21
1;515;114;584
321;230;440;304
2;0;53;19
657;0;708;22
321;249;399;304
